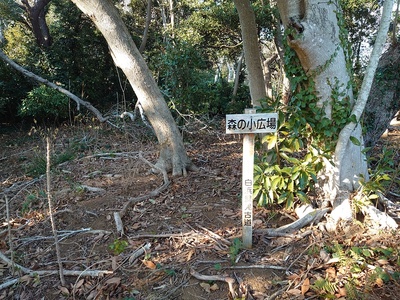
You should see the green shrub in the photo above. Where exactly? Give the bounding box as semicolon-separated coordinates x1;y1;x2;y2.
19;85;69;122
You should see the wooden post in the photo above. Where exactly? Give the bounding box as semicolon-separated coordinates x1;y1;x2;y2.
242;108;256;248
225;109;278;249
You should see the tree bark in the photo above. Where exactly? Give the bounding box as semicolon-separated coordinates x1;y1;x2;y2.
277;1;368;199
363;44;399;149
233;0;266;107
20;0;52;48
138;0;152;53
277;0;394;227
71;0;195;176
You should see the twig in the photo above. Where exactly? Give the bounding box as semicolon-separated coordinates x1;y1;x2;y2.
114;152;170;235
190;268;237;299
196;225;231;246
17;228;111;244
46;136;65;286
0;251;112;290
5;195;15;275
127;242;151;265
225;264;286;270
128;231;196;239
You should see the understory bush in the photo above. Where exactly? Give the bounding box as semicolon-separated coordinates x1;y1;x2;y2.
19;85;69;123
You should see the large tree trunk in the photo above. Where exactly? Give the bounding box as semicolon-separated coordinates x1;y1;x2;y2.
233;0;266;107
71;0;195;176
277;0;394;227
277;1;367;200
363;44;400;149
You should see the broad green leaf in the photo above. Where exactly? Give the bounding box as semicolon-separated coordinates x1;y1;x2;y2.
349;136;361;146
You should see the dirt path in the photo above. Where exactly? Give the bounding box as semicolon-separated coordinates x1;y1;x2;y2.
0;120;399;299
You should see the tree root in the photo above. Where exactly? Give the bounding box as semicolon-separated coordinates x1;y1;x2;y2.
255;207;331;237
114;152;170;235
190;268;237;299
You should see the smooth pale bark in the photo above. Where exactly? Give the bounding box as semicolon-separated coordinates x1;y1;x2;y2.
233;0;266;107
71;0;195;176
335;0;394;185
277;1;367;203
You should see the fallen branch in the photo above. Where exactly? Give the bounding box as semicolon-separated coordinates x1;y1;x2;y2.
16;228;111;248
225;264;286;271
114;152;170;235
196;225;231;246
190;268;237;299
128;231;196;239
255;208;330;236
0;251;112;291
127;242;151;265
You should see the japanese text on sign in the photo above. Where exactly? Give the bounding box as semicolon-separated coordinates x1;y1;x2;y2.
226;113;278;134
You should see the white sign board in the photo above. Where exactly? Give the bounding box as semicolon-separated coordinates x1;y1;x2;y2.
226;110;278;248
226;113;278;134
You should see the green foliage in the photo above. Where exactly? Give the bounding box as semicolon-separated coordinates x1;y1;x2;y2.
152;41;249;116
253;99;326;208
354;147;399;213
26;143;76;177
253;36;357;208
109;239;129;255
229;237;243;264
19;85;69;122
313;241;400;298
21;190;46;213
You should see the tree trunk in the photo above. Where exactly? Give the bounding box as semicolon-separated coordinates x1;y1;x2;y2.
20;0;52;48
233;0;266;107
363;44;400;149
71;0;195;176
138;0;152;53
277;1;367;198
277;0;394;227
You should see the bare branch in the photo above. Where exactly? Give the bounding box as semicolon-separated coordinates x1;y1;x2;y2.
0;49;108;123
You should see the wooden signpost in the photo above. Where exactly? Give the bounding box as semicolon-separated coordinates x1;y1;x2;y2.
226;109;278;248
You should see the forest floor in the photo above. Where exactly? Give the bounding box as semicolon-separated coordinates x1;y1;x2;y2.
0;116;399;300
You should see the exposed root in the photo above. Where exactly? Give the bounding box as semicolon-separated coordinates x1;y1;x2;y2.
190;268;237;299
255;207;331;237
114;152;170;235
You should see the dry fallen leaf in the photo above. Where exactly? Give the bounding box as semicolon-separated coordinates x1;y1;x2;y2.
58;286;70;295
200;282;211;293
375;277;384;287
74;278;85;289
301;278;310;295
338;287;347;297
326;267;336;281
210;283;219;291
142;260;157;269
105;277;121;285
286;288;302;296
186;248;195;261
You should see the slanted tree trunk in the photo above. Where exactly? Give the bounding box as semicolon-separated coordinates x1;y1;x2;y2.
233;0;266;107
71;0;196;176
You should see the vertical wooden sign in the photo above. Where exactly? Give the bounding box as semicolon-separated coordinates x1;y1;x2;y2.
226;109;278;249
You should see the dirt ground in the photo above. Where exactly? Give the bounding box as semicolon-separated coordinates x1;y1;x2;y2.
0;118;399;300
